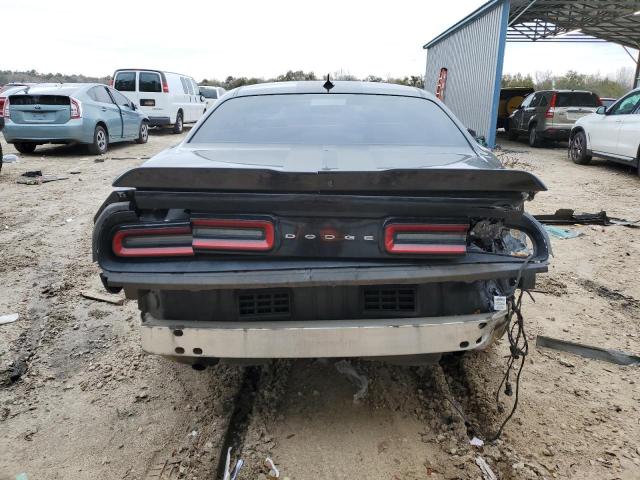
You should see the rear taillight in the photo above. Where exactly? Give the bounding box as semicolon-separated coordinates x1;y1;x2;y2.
112;218;275;257
112;226;194;257
162;80;169;93
596;96;602;106
545;93;557;119
192;219;274;251
70;97;82;119
384;223;468;255
1;97;9;118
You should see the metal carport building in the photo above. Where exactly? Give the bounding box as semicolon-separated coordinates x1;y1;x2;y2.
423;0;640;147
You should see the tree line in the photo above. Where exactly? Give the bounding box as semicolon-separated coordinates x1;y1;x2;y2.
201;70;425;89
502;68;635;98
1;69;424;90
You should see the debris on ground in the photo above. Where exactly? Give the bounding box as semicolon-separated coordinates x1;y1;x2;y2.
475;456;497;480
537;335;640;366
335;360;369;403
470;436;485;447
265;457;280;479
80;290;124;306
535;208;639;228
544;225;583;239
0;313;19;325
2;154;19;163
17;171;69;185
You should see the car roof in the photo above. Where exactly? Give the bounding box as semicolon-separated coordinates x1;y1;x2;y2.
114;69;191;78
537;89;596;94
8;83;102;96
231;81;431;99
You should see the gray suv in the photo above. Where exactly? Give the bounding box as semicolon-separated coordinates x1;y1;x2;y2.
507;90;601;147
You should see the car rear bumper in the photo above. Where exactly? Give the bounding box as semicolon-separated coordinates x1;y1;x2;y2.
147;116;171;127
540;128;571;141
2;119;89;143
140;310;509;359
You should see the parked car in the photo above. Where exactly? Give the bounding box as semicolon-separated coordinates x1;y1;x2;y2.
569;87;640;172
93;81;550;365
600;97;617;109
498;86;534;130
112;69;205;134
2;83;149;154
199;85;226;111
507;90;601;147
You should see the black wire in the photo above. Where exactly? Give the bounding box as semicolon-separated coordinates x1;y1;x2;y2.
488;290;529;442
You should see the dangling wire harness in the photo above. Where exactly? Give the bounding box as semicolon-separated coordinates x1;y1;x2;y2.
487;289;530;442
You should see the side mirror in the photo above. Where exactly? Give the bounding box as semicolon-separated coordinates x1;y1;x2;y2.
131;103;137;111
596;106;606;115
200;95;206;102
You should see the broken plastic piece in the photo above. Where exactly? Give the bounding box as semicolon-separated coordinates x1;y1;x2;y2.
2;154;18;163
0;313;19;325
265;458;279;479
475;456;497;480
543;225;582;240
536;335;639;366
222;447;232;480
470;436;484;447
335;360;369;403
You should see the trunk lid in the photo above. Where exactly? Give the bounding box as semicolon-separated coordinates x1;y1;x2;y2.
113;145;546;195
8;95;71;124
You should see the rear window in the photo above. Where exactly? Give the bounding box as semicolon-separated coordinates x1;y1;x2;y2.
190;94;469;147
9;95;70;105
139;72;161;93
556;92;600;107
200;88;218;99
115;72;136;92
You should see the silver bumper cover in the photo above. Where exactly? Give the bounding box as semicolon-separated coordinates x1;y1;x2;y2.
140;310;508;359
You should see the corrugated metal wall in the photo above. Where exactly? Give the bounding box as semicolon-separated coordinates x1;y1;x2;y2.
425;0;509;147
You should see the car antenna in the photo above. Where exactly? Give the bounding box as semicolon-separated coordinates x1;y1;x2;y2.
323;74;334;93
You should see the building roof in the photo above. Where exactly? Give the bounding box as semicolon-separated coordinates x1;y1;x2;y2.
424;0;640;50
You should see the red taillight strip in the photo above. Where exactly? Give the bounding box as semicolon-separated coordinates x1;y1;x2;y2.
384;224;468;255
112;227;194;257
192;219;275;251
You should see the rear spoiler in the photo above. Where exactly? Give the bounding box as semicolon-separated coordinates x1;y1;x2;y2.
113;168;546;195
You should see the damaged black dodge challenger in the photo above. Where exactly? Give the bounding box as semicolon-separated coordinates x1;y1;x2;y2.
93;81;550;365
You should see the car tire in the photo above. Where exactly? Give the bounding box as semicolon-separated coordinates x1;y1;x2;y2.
14;142;37;154
0;141;3;173
528;125;542;148
88;125;109;155
172;111;184;134
569;131;591;165
135;121;149;144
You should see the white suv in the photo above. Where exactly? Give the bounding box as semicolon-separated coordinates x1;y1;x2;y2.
112;69;205;134
569;88;640;173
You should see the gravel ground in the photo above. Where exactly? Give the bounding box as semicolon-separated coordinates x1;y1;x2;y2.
0;131;638;480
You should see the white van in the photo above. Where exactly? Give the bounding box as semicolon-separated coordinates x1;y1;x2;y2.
112;69;205;133
199;86;227;111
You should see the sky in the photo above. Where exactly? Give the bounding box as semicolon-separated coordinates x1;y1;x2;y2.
2;0;637;81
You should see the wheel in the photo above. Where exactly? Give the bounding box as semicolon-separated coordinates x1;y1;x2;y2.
135;121;149;144
14;142;37;154
0;141;3;173
528;125;542;147
507;120;519;141
88;125;108;155
172;111;184;134
569;131;591;165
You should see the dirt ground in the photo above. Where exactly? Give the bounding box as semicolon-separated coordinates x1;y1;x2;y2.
0;131;638;480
